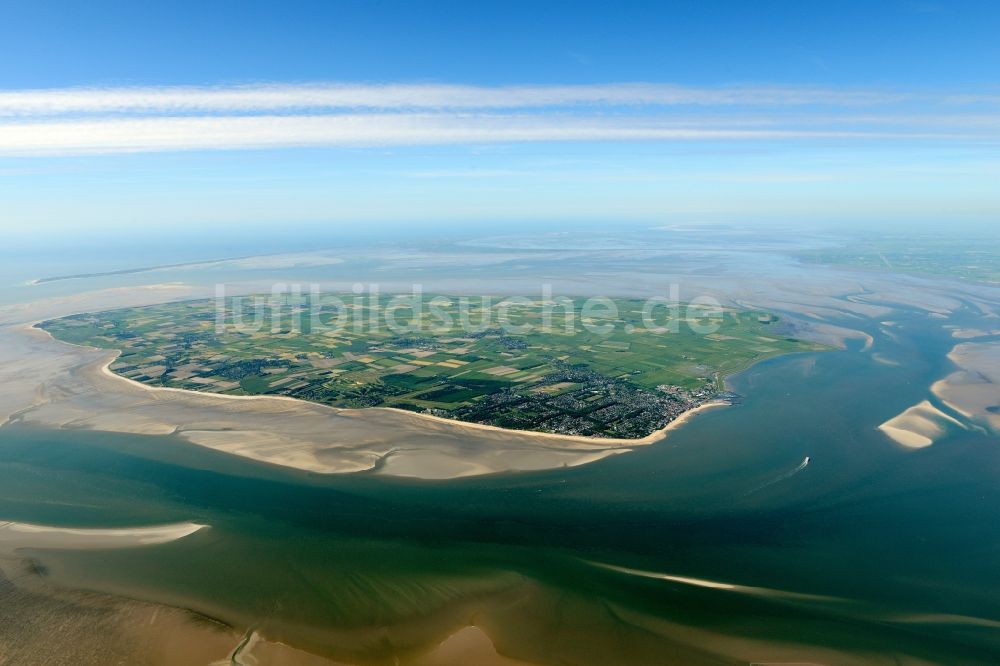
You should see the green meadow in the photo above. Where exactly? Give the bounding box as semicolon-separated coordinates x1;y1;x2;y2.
41;294;824;438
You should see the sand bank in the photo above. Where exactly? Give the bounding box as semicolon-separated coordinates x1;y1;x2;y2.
872;352;902;366
409;626;535;666
802;322;874;351
949;327;1000;339
218;629;350;666
0;557;238;666
588;561;840;603
0;521;207;553
931;341;1000;433
878;400;965;449
0;556;352;666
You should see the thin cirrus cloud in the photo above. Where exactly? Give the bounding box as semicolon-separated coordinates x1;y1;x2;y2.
0;83;916;116
0;82;997;156
0;115;968;157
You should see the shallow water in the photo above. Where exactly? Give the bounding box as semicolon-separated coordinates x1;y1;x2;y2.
1;302;999;663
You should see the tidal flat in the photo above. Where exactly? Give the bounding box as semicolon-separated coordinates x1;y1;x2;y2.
2;229;1000;664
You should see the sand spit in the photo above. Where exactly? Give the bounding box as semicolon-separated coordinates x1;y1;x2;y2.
588;561;841;603
949;327;1000;339
932;341;1000;433
0;521;207;554
802;322;874;351
878;400;965;449
872;352;902;366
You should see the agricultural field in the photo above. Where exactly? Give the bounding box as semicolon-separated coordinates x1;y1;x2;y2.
40;293;825;438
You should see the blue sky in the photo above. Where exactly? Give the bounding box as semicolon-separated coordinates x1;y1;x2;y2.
1;0;999;238
4;0;1000;87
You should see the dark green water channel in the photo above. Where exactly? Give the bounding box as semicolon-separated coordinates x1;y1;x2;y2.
2;307;999;664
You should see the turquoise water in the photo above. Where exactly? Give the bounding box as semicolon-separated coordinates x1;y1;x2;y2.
2;306;999;663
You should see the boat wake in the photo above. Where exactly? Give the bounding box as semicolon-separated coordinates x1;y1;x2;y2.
745;456;811;496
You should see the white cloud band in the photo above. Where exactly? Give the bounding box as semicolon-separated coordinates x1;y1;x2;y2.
0;83;913;117
0;114;960;156
0;83;995;156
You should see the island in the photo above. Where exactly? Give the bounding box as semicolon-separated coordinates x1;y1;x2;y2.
39;293;825;439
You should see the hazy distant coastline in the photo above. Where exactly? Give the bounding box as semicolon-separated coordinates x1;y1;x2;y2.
29;255;259;285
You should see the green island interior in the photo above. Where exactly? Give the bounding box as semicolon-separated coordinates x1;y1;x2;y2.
40;294;825;439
